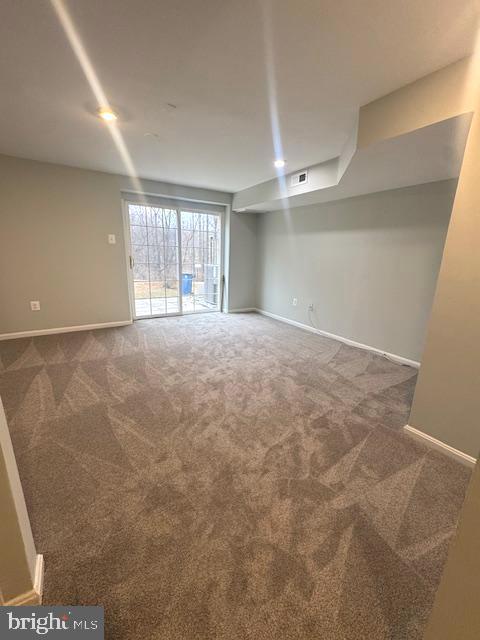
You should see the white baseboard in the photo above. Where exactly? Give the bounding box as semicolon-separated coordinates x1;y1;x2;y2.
254;308;420;368
6;554;44;606
0;320;132;341
404;425;476;467
6;589;40;606
228;308;256;313
34;553;44;603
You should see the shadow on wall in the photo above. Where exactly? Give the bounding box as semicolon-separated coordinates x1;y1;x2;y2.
255;179;458;363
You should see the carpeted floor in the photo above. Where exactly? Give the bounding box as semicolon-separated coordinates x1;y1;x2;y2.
0;312;471;639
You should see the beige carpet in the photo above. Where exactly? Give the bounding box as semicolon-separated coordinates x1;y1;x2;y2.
0;312;471;639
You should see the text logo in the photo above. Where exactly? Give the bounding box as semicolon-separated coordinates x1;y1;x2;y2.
0;607;103;638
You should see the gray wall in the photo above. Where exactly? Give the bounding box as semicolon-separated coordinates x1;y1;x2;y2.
0;397;37;602
0;155;130;334
227;212;257;310
256;180;457;362
408;97;480;458
357;56;480;459
0;154;232;335
423;460;480;639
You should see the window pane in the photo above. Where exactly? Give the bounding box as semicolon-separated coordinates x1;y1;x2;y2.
166;297;180;314
194;246;205;265
164;246;178;266
130;225;148;245
161;209;178;228
134;280;150;301
149;264;164;281
149;227;162;246
202;290;218;307
166;280;179;296
182;246;194;266
129;205;146;226
208;215;219;232
151;298;166;315
150;226;178;247
150;280;166;298
165;262;178;282
132;244;149;263
133;263;149;281
181;229;194;251
181;211;194;230
182;294;194;312
145;206;161;227
165;228;178;245
147;244;162;265
135;298;151;317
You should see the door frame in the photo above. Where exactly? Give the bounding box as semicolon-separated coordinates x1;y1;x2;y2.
122;196;225;320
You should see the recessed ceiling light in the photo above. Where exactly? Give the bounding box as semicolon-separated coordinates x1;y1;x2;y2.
274;159;286;168
97;107;117;122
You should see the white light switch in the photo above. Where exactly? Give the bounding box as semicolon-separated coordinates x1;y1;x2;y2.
108;234;116;244
30;301;41;311
292;297;298;306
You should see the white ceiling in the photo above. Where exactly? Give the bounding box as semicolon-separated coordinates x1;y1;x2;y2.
0;0;477;192
236;115;472;211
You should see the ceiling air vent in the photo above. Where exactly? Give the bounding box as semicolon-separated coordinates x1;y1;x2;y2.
290;170;308;187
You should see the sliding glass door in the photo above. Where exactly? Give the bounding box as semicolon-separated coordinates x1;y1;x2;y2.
126;202;221;319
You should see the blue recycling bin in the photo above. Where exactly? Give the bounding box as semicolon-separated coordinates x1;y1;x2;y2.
182;273;194;295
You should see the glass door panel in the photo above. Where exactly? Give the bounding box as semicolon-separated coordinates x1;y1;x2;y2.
180;210;221;313
128;204;180;318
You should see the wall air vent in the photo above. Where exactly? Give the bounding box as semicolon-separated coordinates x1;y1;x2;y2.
290;170;308;187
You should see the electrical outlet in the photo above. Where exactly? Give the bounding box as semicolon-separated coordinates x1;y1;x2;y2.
30;301;41;311
292;297;298;306
108;234;116;244
308;303;314;311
